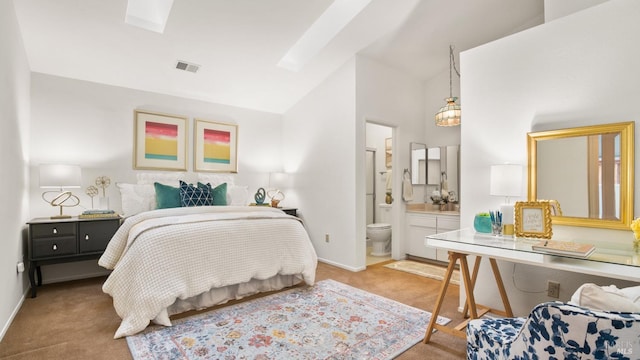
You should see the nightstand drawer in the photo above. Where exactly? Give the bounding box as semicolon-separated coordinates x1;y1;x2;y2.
32;236;76;258
79;220;119;253
31;223;76;238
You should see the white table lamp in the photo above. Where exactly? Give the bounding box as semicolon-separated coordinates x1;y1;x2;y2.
490;164;523;233
267;172;290;208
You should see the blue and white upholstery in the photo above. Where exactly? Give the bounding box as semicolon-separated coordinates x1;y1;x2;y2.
467;301;640;360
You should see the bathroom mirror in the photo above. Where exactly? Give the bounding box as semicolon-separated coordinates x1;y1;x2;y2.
410;142;427;185
527;122;634;230
427;145;460;203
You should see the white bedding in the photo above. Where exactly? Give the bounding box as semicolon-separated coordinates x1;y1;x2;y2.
99;206;318;338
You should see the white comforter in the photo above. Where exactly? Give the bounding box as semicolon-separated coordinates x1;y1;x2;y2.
99;206;317;338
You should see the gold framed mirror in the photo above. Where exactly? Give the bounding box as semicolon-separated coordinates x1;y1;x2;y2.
527;122;634;230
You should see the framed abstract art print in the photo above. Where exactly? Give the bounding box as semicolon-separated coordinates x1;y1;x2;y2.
194;119;238;173
133;110;188;171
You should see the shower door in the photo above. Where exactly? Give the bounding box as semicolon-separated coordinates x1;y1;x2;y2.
366;148;376;225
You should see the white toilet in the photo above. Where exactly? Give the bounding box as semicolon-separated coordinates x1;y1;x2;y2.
367;204;392;257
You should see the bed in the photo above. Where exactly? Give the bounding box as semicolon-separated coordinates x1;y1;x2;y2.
99;175;317;338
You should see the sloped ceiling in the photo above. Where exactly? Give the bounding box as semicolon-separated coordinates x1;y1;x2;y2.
13;0;543;114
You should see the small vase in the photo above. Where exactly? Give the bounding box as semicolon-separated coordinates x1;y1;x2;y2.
474;215;492;233
385;192;393;204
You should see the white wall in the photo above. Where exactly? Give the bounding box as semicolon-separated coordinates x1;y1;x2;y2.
0;0;31;340
356;56;424;262
461;0;640;315
282;55;423;271
29;73;285;283
282;58;359;270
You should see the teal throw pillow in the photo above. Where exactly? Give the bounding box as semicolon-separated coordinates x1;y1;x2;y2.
154;182;181;209
198;182;227;206
180;180;213;207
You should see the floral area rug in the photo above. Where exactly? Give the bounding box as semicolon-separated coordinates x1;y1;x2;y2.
126;279;450;359
384;260;460;285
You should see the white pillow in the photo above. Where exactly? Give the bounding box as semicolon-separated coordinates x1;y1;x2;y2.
227;185;249;206
136;172;186;185
198;174;235;187
116;183;156;216
569;283;640;312
620;286;640;304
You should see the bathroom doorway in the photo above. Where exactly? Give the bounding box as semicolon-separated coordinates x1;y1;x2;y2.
365;122;393;265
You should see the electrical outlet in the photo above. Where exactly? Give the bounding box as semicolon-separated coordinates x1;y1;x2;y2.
547;281;560;298
325;234;330;243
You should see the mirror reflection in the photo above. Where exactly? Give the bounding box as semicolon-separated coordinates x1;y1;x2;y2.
410;142;426;185
427;147;441;185
528;122;634;230
410;143;460;202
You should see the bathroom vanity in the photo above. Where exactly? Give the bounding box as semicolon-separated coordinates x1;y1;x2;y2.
406;143;460;261
405;204;459;262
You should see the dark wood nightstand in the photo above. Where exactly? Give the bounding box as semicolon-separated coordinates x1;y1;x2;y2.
27;216;120;298
280;207;298;217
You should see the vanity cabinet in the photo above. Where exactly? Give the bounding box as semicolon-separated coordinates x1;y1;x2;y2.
406;212;459;262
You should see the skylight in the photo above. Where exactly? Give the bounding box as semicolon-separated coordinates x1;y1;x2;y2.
277;0;373;72
125;0;174;34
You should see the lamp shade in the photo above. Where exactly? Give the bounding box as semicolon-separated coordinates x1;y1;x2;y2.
435;97;461;127
490;164;522;198
39;164;82;189
269;172;291;189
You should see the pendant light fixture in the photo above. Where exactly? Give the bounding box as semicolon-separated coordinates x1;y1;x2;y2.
435;45;461;127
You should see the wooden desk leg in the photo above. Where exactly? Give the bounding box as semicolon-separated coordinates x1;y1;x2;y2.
458;255;479;319
489;258;513;317
462;256;482;318
423;252;460;344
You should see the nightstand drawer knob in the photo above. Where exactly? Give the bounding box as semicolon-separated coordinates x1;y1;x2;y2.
52;228;58;234
52;244;58;251
85;234;89;241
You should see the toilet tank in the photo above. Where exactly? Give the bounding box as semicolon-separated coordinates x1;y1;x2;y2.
378;203;392;224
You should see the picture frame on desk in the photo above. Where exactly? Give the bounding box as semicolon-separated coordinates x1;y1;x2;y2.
514;200;553;239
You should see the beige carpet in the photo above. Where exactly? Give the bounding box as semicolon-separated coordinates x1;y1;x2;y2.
384;260;460;285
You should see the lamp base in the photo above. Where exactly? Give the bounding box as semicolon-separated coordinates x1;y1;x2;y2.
42;192;80;220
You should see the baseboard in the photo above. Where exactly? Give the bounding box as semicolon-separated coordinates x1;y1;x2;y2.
317;258;366;272
0;288;28;342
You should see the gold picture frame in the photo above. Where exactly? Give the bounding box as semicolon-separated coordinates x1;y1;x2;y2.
133;110;188;171
514;201;553;239
194;119;238;173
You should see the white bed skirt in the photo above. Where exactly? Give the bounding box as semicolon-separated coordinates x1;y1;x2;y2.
152;274;304;327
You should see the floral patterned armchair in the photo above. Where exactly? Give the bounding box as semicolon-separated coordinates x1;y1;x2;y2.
467;301;640;360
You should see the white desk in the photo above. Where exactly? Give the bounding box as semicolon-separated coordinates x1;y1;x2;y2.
422;228;640;343
426;228;640;281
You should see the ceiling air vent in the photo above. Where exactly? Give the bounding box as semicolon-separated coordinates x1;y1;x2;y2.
175;60;200;73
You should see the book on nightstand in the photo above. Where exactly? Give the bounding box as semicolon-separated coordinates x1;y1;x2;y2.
79;209;120;219
532;240;596;258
